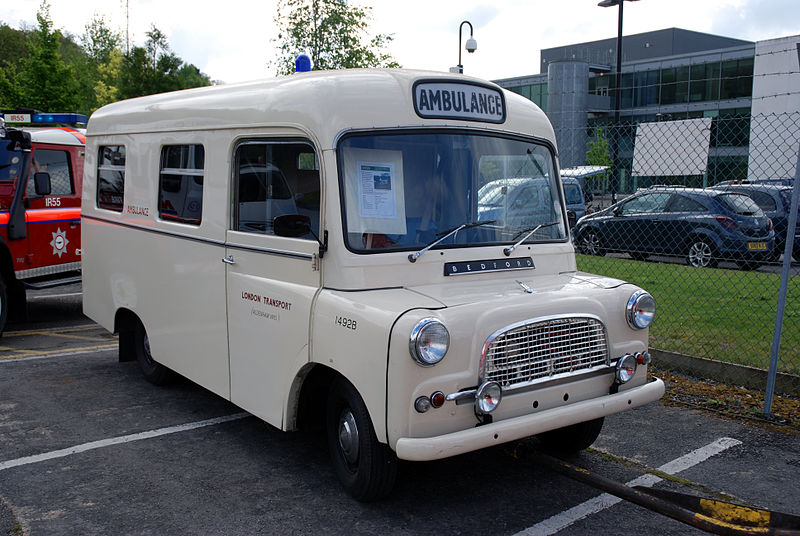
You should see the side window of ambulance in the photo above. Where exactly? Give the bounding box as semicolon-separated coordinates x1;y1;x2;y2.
159;145;204;225
97;145;125;212
233;140;320;239
28;149;73;196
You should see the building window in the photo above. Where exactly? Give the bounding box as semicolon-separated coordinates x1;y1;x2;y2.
720;58;753;100
97;145;125;212
233;140;320;239
159;145;205;225
29;149;73;196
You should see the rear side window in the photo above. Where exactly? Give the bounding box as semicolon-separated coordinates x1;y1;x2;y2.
97;145;125;211
745;190;777;212
667;194;706;212
29;149;73;196
717;193;764;216
159;145;205;225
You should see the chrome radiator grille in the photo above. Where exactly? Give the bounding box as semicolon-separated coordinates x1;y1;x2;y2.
480;316;609;389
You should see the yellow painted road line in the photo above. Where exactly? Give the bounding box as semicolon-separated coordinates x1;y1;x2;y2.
3;324;100;337
0;343;117;362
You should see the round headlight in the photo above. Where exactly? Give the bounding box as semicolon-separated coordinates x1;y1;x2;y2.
409;318;450;366
615;354;638;384
475;381;502;414
626;290;656;330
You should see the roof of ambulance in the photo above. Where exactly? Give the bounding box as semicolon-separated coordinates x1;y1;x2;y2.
86;69;554;146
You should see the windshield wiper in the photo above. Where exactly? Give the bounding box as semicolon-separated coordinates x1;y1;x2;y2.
503;220;560;256
408;220;496;263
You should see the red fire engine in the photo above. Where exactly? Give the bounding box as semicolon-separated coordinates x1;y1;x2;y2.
0;111;86;334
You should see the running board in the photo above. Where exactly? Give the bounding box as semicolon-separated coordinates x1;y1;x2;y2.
22;275;82;290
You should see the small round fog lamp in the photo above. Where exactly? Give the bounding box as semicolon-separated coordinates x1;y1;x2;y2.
475;381;502;414
615;354;638;384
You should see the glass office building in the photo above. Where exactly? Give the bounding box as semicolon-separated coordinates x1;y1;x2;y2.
493;28;790;186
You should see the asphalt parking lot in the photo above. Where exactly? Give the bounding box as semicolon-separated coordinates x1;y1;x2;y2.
2;285;800;535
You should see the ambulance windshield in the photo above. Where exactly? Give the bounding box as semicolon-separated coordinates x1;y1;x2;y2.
339;131;567;253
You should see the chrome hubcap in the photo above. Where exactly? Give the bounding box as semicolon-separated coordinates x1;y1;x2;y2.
337;409;359;465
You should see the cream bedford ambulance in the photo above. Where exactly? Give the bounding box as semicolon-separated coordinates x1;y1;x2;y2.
82;69;664;501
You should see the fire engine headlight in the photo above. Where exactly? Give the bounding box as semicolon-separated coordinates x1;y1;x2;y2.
409;318;449;367
626;290;656;330
475;381;502;414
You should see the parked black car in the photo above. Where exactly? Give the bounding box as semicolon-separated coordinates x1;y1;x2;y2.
574;186;775;269
711;182;800;261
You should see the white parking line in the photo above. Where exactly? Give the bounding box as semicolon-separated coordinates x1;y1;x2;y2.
0;413;251;472
515;437;743;536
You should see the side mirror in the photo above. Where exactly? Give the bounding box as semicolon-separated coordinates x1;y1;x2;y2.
567;210;577;229
33;172;51;196
273;214;311;238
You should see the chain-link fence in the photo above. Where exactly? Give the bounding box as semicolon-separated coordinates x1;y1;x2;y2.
563;111;800;420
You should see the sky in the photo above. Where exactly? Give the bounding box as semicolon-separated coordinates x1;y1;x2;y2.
3;0;800;84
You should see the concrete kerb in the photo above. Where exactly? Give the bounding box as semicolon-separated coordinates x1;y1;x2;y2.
652;349;800;397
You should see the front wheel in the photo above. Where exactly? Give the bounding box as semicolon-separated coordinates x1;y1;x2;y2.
327;377;397;501
134;321;176;385
537;417;604;453
579;230;605;256
687;238;718;268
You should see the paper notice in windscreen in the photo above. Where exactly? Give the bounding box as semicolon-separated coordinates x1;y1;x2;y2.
358;162;397;219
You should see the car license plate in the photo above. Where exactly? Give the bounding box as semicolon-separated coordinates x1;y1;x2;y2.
748;242;766;250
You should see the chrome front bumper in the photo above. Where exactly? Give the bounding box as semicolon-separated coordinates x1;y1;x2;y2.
394;378;665;462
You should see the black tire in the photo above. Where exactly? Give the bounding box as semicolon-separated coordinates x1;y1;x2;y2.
0;273;8;337
537;417;604;454
134;320;176;385
686;237;718;268
327;377;397;501
793;243;800;263
579;230;605;256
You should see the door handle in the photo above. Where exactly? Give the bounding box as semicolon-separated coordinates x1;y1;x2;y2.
222;255;236;265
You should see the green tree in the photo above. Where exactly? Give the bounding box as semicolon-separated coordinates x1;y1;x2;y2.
118;25;210;99
17;2;79;111
272;0;399;75
0;23;30;107
585;127;612;194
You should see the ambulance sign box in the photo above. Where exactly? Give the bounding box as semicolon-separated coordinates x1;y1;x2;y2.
82;69;663;502
413;80;506;123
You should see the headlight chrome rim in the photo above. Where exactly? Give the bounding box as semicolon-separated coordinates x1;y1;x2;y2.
475;381;502;414
409;317;450;367
626;290;656;330
615;354;638;384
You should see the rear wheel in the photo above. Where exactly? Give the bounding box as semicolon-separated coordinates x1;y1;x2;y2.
687;238;718;268
134;321;176;385
327;377;397;501
537;417;604;453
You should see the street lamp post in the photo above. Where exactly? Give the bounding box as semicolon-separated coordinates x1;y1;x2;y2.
455;20;477;74
598;0;637;203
